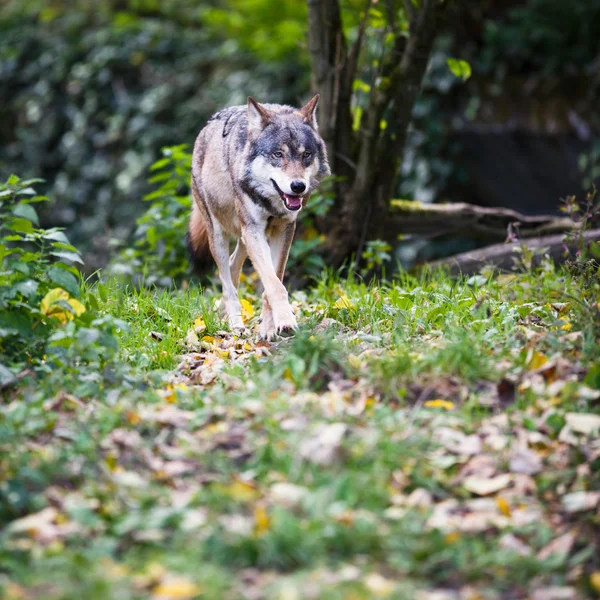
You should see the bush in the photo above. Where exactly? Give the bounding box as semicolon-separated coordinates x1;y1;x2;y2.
0;175;125;389
0;1;307;269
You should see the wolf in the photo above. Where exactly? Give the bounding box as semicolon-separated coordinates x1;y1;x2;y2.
188;95;330;339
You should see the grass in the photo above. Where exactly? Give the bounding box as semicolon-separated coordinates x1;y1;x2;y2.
1;262;599;599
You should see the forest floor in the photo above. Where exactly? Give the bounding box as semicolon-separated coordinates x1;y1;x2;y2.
2;266;600;600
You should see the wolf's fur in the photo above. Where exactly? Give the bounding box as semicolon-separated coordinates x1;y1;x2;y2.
188;95;330;338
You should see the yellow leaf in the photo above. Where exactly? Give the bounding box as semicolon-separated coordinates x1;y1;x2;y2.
445;531;460;544
152;577;201;599
364;573;395;597
40;288;85;324
424;399;455;410
496;496;511;517
283;367;293;381
527;350;548;371
67;297;85;317
254;504;271;536
348;354;362;370
217;480;259;503
240;298;254;321
560;320;572;331
201;335;215;344
193;317;206;332
334;294;353;309
590;572;600;593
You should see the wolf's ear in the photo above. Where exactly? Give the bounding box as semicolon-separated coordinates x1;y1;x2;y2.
299;94;320;129
247;97;272;134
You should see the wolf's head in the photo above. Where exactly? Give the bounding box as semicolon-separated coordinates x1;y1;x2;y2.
244;95;330;213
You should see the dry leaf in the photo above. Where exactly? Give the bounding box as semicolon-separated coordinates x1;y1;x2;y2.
564;413;600;437
561;491;600;513
240;298;254;321
527;350;548;371
509;449;542;475
363;573;395;597
537;531;575;560
253;504;271;536
299;423;347;466
152;577;201;599
269;482;308;508
424;399;455;410
463;474;512;496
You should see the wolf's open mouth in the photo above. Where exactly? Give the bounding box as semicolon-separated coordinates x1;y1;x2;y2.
271;179;303;211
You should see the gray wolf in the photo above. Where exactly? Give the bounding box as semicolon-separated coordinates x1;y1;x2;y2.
188;95;330;339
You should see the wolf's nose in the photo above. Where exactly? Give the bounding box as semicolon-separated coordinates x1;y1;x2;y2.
291;181;306;194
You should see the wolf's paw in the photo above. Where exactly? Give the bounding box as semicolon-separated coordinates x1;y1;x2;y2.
259;307;276;340
227;314;245;332
272;312;297;338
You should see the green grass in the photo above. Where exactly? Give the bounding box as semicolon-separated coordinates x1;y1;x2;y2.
1;264;599;599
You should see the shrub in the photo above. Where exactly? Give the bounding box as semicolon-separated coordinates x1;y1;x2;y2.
0;175;125;388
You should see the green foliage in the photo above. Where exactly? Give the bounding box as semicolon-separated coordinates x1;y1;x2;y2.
446;58;472;81
0;0;307;264
0;176;131;393
110;145;192;286
360;240;392;275
0;175;84;373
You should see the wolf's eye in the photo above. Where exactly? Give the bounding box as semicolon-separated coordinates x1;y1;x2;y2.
272;151;283;159
303;151;312;159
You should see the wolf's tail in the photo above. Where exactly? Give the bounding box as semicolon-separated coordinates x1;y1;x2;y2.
187;184;213;275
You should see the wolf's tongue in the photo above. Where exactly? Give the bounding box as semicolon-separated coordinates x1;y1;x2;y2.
283;194;302;208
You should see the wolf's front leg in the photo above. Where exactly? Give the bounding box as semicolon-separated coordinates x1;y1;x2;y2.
243;224;296;338
207;221;245;333
259;222;296;339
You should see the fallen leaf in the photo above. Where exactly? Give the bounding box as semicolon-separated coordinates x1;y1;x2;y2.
217;479;260;503
193;317;206;332
590;572;600;594
299;423;347;466
240;298;254;321
537;531;575;560
152;576;201;599
253;504;271;536
499;533;531;556
364;573;395;597
561;491;599;513
509;449;542;475
564;413;600;437
269;482;308;508
527;350;548;371
334;295;353;309
424;399;455;410
531;587;576;600
463;474;512;496
496;496;511;517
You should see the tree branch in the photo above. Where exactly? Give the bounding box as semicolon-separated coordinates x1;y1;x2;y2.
427;229;600;275
387;200;582;239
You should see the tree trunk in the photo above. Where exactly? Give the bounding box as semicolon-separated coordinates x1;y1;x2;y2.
307;0;445;265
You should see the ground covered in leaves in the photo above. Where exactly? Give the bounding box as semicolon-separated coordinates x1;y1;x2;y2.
1;266;600;600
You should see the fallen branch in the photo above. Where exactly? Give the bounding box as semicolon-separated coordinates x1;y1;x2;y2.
427;228;600;275
389;200;579;240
